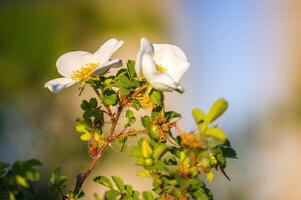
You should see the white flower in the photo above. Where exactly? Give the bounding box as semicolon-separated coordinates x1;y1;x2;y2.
45;38;124;93
135;37;189;93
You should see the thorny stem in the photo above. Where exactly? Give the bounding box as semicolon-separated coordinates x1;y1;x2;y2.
67;84;147;198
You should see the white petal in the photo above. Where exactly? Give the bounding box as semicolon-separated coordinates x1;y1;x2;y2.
56;51;93;77
44;77;77;93
153;44;190;82
93;38;124;64
149;72;183;93
92;59;123;75
134;51;144;79
140;37;154;54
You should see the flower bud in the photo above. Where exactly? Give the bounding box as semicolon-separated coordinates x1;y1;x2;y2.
144;158;154;167
153;144;168;160
148;123;160;141
141;139;153;158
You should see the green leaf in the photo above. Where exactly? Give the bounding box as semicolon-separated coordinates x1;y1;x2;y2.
205;127;227;143
80;133;92;141
105;189;120;200
137;170;152;178
151;106;162;120
127;60;136;79
0;162;9;175
94;176;113;188
131;79;141;88
24;159;43;167
16;175;29;188
75;123;89;134
192;108;207;133
112;176;125;192
142;191;155;200
83;110;93;119
149;90;163;105
153;144;168;160
89;98;98;108
221;147;238;159
101;90;118;105
102;77;114;91
206;98;228;123
25;169;40;181
141;116;151;128
126;110;134;118
50;168;61;185
117;74;131;88
118;86;130;96
80;100;90;110
132;99;141;110
125;184;133;196
131;146;142;158
165;111;181;122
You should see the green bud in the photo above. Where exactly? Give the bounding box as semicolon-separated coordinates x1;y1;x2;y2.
192;108;207;133
209;153;218;166
144;158;154;167
148;123;160;141
153;144;168;160
190;166;198;176
205;127;227;143
206;98;228;123
141;139;153;158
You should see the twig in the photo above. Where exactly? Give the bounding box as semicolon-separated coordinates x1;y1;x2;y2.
69;84;147;196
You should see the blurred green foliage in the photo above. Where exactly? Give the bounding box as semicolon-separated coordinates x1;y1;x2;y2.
0;0;167;95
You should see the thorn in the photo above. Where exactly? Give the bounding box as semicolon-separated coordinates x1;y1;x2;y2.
219;166;231;181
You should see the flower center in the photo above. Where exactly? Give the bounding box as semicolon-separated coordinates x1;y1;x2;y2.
71;63;99;81
156;64;167;73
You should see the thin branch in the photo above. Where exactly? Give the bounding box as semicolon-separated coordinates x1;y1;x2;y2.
70;84;147;197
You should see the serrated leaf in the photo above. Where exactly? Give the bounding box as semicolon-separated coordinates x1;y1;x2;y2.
151;106;162;120
116;74;130;88
127;60;136;79
80;100;90;110
101;90;118;105
105;189;120;200
112;176;125;192
89;98;98;108
165;111;181;122
141;116;151;128
132;99;141;110
142;191;155;200
126;110;134;118
149;90;163;105
221;147;238;159
94;176;113;188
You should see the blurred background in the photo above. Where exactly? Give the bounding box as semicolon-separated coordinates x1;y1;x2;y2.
1;0;301;199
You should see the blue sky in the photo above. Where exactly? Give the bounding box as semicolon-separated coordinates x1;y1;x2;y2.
167;0;293;134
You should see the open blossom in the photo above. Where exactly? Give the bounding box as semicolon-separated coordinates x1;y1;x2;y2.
45;38;124;93
135;37;190;93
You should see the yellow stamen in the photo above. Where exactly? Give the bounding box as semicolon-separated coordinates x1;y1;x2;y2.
136;94;155;109
71;63;99;81
156;64;167;73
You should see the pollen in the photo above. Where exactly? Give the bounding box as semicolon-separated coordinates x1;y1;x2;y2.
156;64;167;73
71;63;99;81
